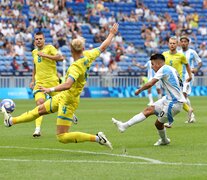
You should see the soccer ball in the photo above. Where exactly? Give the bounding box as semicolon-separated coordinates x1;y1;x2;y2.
0;99;16;113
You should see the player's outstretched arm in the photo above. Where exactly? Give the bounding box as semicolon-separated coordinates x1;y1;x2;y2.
99;23;119;52
39;76;74;94
135;78;158;96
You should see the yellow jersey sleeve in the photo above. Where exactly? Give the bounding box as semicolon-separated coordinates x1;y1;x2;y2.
83;48;101;65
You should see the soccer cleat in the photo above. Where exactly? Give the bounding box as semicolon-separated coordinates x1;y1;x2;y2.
33;130;41;137
72;114;78;124
1;106;12;127
154;138;170;146
164;122;173;128
185;109;196;123
112;118;126;133
97;132;113;150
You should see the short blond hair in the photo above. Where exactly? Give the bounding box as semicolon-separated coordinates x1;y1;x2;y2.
71;37;85;52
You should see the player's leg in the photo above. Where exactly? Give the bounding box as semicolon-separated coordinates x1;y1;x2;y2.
183;81;195;123
154;101;182;145
3;97;58;127
56;103;112;149
33;90;47;137
112;99;160;133
154;120;170;146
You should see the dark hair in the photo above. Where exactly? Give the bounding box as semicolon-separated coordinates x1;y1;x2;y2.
180;36;190;42
150;54;165;62
35;31;44;37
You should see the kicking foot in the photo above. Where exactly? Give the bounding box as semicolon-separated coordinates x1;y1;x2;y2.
33;130;41;137
154;138;170;146
164;122;173;128
186;109;196;123
97;132;113;150
112;118;126;133
1;106;12;127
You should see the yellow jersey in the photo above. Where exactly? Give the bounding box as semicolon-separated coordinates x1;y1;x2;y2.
162;51;188;80
32;44;59;85
59;48;101;106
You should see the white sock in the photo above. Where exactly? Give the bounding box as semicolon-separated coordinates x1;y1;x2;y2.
157;128;167;141
124;112;146;127
148;93;153;104
35;127;41;132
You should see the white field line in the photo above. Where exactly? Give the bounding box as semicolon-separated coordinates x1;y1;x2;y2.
0;146;161;163
0;158;207;166
0;146;207;166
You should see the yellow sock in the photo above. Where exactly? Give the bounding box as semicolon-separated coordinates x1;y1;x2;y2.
183;103;190;112
57;132;96;144
13;107;40;124
35;116;43;128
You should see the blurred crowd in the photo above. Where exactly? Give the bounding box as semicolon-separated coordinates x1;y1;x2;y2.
0;0;207;75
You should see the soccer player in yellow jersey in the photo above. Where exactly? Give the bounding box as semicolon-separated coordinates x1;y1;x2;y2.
162;36;193;127
30;32;64;137
2;23;119;150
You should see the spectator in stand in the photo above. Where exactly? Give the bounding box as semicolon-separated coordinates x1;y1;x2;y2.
24;29;33;44
96;0;109;13
7;24;15;38
198;42;207;58
191;12;199;28
178;12;186;25
99;27;107;41
203;0;207;9
109;59;119;75
3;40;15;57
114;32;123;44
14;41;25;56
167;0;175;8
158;18;167;32
11;56;19;72
100;50;112;66
99;14;108;28
1;24;8;36
22;57;30;72
135;3;144;19
92;63;99;72
176;2;184;14
90;24;100;35
115;49;123;62
125;43;136;54
198;24;207;39
169;20;177;33
57;33;67;47
108;14;116;26
93;33;102;43
182;0;193;10
99;63;108;75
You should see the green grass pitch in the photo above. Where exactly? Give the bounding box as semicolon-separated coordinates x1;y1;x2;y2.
0;97;207;180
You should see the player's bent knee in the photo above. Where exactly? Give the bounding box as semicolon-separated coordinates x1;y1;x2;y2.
36;98;45;105
38;104;47;115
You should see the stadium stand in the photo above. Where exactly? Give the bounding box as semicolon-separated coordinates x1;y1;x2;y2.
0;0;207;77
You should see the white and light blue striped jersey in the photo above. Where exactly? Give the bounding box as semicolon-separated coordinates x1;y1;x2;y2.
178;48;202;80
153;65;186;103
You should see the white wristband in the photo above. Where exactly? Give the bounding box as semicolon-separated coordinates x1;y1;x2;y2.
50;87;55;92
